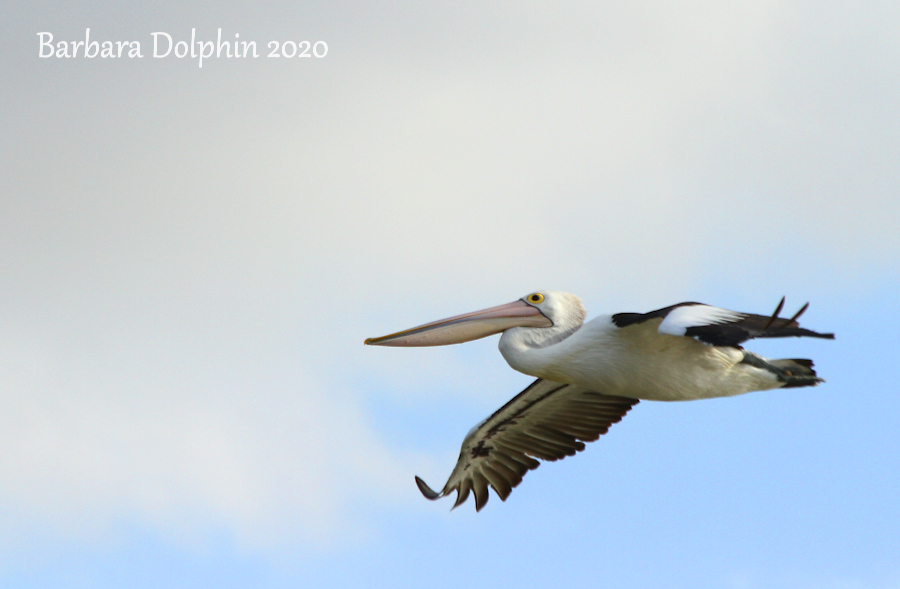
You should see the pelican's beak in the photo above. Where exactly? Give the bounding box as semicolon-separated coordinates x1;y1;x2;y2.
365;299;552;347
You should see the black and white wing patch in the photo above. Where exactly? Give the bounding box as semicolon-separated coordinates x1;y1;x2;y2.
612;297;835;347
414;379;639;511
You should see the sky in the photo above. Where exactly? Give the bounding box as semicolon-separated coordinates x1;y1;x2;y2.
2;1;899;587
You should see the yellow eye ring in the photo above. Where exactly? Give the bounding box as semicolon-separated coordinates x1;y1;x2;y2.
527;293;545;304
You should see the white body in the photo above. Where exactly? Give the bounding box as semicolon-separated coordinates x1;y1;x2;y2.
499;315;777;402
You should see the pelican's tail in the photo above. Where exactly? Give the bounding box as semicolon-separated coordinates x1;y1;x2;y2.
767;358;824;388
740;353;824;388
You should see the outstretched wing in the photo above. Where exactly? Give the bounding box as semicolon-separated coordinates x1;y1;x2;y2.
415;379;639;511
611;297;835;347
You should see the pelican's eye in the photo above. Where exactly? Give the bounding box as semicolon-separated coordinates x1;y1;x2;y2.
527;293;545;304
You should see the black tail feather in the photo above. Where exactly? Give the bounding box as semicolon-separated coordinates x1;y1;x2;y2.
741;353;824;388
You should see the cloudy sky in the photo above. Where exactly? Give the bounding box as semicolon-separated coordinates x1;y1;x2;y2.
3;2;899;587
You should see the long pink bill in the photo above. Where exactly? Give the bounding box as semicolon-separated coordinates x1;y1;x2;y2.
365;299;551;347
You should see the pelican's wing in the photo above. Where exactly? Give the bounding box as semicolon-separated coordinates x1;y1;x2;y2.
415;379;639;511
611;298;835;347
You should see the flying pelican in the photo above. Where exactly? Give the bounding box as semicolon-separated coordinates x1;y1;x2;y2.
365;292;834;511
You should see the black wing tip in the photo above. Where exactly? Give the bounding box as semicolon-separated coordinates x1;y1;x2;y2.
765;299;830;333
756;328;835;340
414;476;442;500
762;296;786;330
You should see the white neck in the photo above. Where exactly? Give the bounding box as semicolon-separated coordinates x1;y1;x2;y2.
498;322;582;379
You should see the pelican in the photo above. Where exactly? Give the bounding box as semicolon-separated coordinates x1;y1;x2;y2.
365;291;834;511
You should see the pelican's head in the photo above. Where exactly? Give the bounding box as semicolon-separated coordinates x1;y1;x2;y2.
364;290;585;347
520;291;587;333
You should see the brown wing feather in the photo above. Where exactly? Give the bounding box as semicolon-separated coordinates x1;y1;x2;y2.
415;379;639;511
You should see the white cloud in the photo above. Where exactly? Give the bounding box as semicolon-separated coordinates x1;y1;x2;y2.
0;331;411;553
